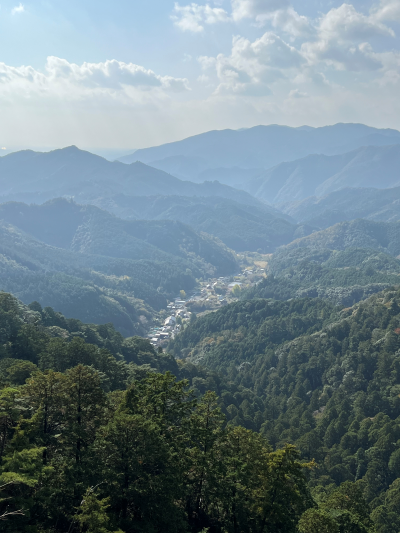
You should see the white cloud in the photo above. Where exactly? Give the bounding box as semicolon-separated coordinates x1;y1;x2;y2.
172;2;229;32
250;32;304;68
318;3;394;41
302;3;395;71
264;7;314;39
173;0;313;41
230;0;314;40
0;57;190;101
198;55;217;70
374;0;400;22
288;88;308;98
231;0;289;21
11;3;24;14
210;32;305;94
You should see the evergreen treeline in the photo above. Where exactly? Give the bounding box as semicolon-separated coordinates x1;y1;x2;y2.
242;247;400;306
4;288;400;531
169;288;400;532
0;291;374;533
0;369;315;532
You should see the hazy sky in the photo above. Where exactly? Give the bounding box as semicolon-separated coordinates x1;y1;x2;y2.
1;0;400;152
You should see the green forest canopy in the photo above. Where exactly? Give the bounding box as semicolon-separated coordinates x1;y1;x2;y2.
0;290;388;532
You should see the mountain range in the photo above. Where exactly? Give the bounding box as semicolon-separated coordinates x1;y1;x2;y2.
280;186;400;228
0;146;314;253
246;144;400;204
0;199;238;333
282;219;400;257
4;123;400;533
0;146;259;206
119;123;400;184
93;194;301;253
144;143;400;206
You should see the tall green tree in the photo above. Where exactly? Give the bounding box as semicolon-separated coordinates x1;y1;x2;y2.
94;412;184;532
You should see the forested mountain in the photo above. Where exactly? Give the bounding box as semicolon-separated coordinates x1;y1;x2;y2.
5;124;400;533
1;289;394;533
283;219;400;257
93;194;300;253
0;291;324;533
0;199;236;273
281;186;400;228
0;199;237;333
0;221;177;335
120;124;400;179
245;145;400;204
168;287;400;531
0;146;259;206
243;247;400;306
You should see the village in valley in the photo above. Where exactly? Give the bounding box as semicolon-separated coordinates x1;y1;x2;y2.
147;257;268;348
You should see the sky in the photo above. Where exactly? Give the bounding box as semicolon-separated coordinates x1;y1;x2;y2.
0;0;400;153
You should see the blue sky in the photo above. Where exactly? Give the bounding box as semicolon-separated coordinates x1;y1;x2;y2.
0;0;400;152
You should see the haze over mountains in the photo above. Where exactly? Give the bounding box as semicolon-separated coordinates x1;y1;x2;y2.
281;186;400;228
2;123;400;256
4;122;400;533
1;121;400;311
245;144;400;204
93;194;302;253
119;123;400;187
0;199;237;334
0;146;258;206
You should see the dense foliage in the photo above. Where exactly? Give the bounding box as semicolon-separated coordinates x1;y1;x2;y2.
0;365;318;533
284;220;400;257
100;194;298;253
243;247;400;306
0;291;368;533
0;199;238;333
169;287;400;531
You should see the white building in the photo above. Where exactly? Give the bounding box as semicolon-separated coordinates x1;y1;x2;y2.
164;316;176;326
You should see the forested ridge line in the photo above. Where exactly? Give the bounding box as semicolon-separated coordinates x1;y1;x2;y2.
168;287;400;532
0;289;382;532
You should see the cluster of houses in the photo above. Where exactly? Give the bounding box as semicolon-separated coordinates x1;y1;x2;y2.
148;297;191;348
147;267;267;348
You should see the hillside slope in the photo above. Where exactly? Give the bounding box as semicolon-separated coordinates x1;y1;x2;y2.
121;123;400;176
243;246;400;306
0;146;260;206
94;194;300;253
281;186;400;228
246;144;400;204
282;219;400;257
0;200;238;332
0;199;237;275
169;287;400;518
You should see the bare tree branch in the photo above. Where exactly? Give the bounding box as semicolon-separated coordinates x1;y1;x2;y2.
0;508;25;520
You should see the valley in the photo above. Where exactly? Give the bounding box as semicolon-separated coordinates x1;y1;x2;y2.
2;122;400;533
147;258;268;348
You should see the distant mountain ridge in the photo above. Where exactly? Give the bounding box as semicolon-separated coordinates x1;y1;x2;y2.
243;144;400;204
281;186;400;228
0;146;260;207
282;219;400;257
119;123;400;185
92;194;302;253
